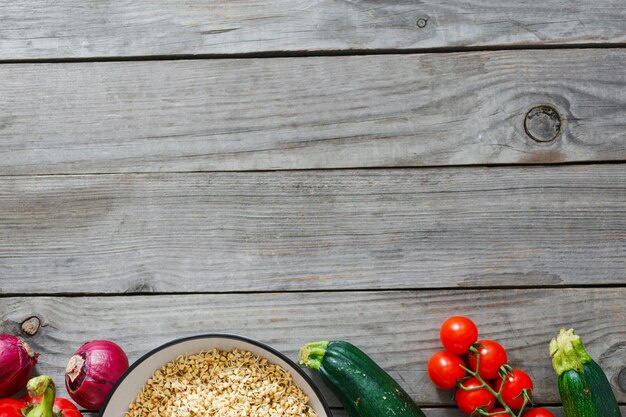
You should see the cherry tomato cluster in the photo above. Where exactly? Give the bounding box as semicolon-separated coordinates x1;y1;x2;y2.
427;316;555;417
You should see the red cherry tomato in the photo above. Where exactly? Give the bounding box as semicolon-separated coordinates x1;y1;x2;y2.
468;339;508;380
455;377;495;415
523;408;556;417
440;316;479;354
495;369;533;410
427;351;467;389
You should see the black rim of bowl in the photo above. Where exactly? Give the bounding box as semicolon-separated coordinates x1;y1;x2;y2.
99;333;332;417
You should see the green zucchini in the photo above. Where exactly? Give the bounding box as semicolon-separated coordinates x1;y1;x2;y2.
299;340;425;417
549;329;622;417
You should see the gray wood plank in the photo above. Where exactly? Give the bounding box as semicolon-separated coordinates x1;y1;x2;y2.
1;289;624;406
1;0;625;60
1;165;625;294
1;49;625;175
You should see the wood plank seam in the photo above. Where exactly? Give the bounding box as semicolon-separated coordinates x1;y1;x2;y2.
0;42;625;65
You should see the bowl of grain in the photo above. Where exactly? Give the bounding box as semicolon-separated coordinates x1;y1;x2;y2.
100;334;331;417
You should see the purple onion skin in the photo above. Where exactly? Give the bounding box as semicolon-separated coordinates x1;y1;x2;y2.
0;334;39;397
65;340;129;410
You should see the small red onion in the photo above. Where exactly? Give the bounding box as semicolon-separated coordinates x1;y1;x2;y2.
0;334;39;397
65;340;129;410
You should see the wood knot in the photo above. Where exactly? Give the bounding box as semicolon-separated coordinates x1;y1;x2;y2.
416;18;427;28
619;367;626;392
524;105;561;142
21;316;41;336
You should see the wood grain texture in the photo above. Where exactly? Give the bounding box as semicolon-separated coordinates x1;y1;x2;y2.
1;290;624;406
1;165;626;294
1;49;625;175
0;0;625;60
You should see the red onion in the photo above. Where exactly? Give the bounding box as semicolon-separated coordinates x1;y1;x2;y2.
0;334;39;397
65;340;129;410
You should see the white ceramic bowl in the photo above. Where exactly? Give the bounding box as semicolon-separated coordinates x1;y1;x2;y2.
100;334;331;417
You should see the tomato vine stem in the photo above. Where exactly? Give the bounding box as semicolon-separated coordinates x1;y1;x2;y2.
457;345;531;417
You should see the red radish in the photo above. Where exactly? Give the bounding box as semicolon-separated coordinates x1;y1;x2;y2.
65;340;128;409
0;335;39;397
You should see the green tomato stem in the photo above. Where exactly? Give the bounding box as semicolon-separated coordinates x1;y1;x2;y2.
516;390;532;417
457;347;532;417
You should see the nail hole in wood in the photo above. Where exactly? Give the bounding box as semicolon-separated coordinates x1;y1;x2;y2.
416;18;428;28
524;105;561;142
21;316;41;336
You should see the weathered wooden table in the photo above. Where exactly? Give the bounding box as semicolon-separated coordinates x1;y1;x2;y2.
1;1;625;416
